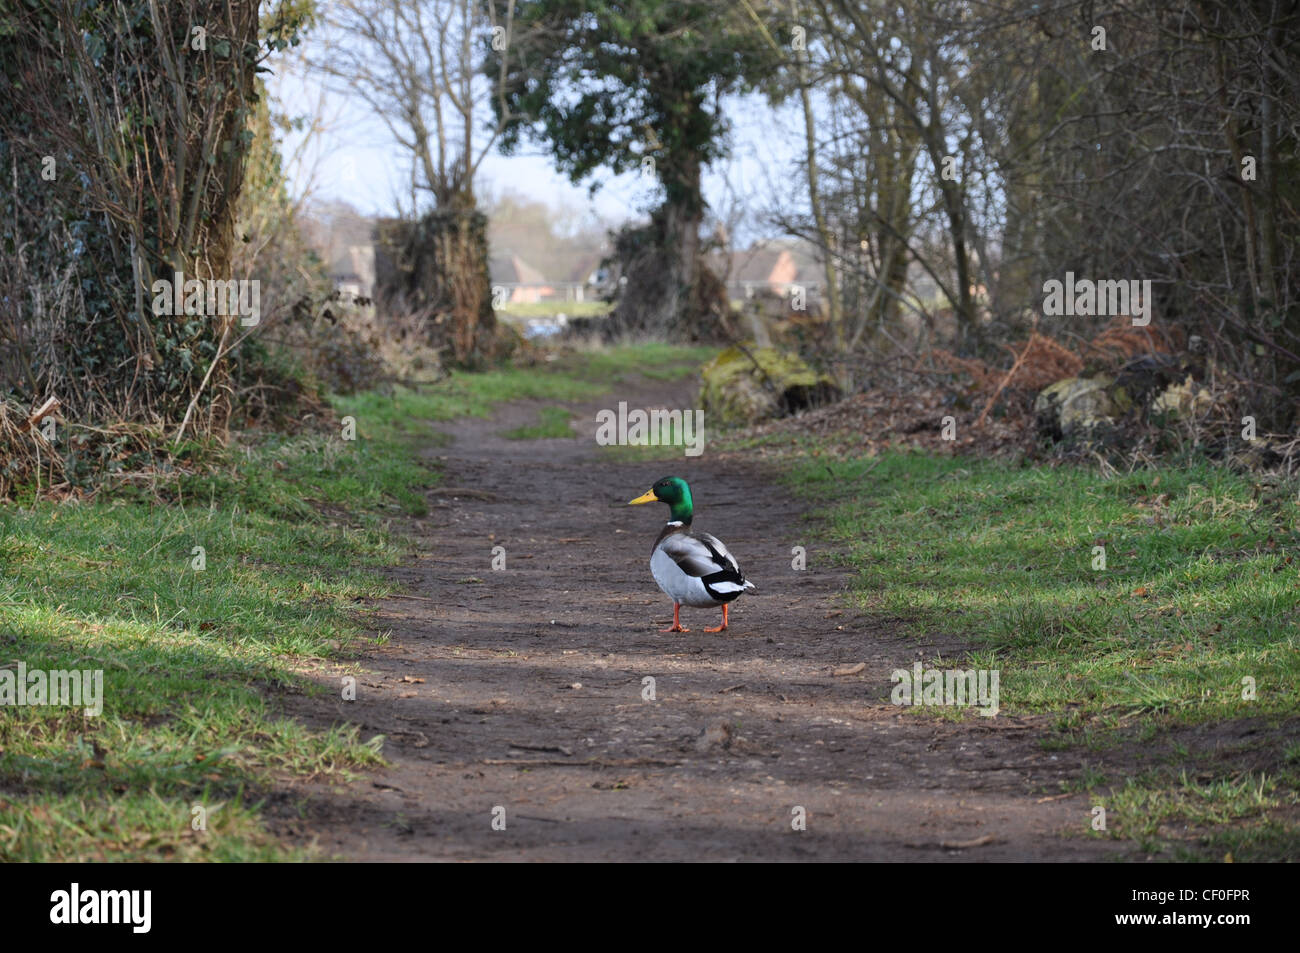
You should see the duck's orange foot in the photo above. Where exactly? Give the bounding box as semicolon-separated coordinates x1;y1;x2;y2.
660;603;688;633
703;603;730;633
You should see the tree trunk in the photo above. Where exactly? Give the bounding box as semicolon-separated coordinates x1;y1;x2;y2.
374;195;498;367
609;153;720;341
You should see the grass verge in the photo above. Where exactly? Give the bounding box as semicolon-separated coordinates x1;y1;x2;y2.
778;447;1300;860
0;437;408;859
0;342;713;860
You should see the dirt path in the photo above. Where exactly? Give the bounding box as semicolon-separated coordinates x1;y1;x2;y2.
271;376;1131;861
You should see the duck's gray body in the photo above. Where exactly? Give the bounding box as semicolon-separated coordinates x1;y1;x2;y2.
649;521;755;608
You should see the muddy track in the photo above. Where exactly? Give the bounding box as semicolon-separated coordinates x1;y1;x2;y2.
271;376;1131;861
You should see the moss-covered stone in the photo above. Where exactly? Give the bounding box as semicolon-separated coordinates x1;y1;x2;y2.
1034;375;1131;437
1151;375;1214;419
700;346;840;426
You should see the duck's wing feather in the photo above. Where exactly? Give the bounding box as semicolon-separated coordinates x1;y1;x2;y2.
694;532;740;574
658;532;730;578
660;531;752;586
654;529;755;604
695;531;757;593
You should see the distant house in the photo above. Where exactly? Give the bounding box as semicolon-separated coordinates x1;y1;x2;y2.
485;246;612;304
331;244;375;299
568;251;605;286
300;200;378;299
568;251;610;301
712;239;822;298
489;254;553;303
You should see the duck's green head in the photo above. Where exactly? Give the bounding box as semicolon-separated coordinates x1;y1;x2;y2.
629;476;694;524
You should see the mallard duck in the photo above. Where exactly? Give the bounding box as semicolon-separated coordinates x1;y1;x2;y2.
628;476;755;632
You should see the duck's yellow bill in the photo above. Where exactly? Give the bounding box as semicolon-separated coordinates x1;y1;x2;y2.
628;489;657;505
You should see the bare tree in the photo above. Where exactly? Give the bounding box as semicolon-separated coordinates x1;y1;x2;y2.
312;0;518;365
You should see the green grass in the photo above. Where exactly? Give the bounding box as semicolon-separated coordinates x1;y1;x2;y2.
337;343;713;434
502;406;574;440
789;452;1300;721
780;448;1300;858
0;425;426;860
0;341;715;861
566;343;717;382
1098;771;1280;855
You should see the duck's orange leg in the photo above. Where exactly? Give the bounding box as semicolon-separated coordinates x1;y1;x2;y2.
704;603;729;633
660;603;689;633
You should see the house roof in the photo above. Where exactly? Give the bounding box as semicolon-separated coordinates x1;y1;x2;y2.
730;248;789;283
568;251;605;283
708;238;822;284
489;254;548;285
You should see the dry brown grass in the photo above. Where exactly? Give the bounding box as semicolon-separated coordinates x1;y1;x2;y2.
0;398;65;498
1083;315;1184;365
924;325;1083;400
